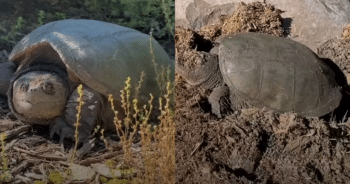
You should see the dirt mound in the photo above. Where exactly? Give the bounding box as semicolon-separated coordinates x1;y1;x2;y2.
318;38;350;77
175;27;203;69
175;1;350;184
199;2;284;41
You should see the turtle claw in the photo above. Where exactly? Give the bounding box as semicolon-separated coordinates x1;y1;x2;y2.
50;117;92;145
50;117;75;144
58;127;75;144
209;85;233;118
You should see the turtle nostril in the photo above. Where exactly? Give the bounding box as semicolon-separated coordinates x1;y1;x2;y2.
42;82;54;95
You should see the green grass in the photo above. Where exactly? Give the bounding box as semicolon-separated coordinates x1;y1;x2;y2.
0;16;25;47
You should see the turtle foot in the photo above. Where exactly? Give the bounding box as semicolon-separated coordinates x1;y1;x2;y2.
50;117;75;144
208;85;233;118
50;117;90;144
50;84;106;145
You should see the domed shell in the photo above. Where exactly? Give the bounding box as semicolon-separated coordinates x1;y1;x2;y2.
218;32;342;117
9;19;174;104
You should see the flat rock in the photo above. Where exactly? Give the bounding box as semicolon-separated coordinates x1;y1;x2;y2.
175;0;350;52
69;163;96;181
91;163;122;178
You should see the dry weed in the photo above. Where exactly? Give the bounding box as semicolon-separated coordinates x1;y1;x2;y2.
0;133;10;182
342;23;350;39
69;84;84;163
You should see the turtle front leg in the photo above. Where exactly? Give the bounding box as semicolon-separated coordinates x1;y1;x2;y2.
209;86;251;118
50;84;105;144
208;85;233;118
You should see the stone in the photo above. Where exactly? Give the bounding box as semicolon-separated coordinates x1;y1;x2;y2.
175;0;350;52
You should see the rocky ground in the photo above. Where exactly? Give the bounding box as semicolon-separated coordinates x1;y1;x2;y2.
175;2;350;184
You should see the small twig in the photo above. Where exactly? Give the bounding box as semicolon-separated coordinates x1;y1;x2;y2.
190;140;204;157
78;151;124;166
10;160;29;175
13;146;67;161
3;125;30;141
227;117;247;138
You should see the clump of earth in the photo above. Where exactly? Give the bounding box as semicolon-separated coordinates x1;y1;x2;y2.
175;2;350;184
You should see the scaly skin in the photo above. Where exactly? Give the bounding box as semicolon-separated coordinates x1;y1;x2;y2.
176;50;236;118
50;84;117;144
7;65;117;145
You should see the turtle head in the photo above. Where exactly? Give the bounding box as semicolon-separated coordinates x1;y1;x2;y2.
9;70;69;124
176;51;223;89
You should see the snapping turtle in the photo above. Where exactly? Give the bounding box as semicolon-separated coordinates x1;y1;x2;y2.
1;19;173;143
176;32;347;118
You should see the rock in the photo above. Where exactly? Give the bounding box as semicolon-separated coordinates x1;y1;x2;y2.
91;163;122;178
69;163;96;181
175;0;350;52
184;0;237;30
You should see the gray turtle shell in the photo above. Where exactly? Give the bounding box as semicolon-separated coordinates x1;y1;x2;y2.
9;19;174;105
218;32;343;117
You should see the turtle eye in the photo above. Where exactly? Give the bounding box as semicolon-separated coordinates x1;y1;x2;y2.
42;82;54;95
20;83;29;92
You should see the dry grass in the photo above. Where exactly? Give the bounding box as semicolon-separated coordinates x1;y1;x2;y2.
106;39;174;183
69;84;84;163
91;27;175;183
0;133;10;182
342;23;350;39
106;71;174;183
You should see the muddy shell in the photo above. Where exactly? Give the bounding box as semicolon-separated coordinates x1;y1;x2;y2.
218;32;342;117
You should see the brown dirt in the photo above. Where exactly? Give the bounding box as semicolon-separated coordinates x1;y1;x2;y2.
199;2;284;41
175;2;350;184
318;37;350;82
175;26;202;69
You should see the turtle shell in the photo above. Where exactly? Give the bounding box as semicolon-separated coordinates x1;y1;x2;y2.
9;19;174;105
218;32;343;117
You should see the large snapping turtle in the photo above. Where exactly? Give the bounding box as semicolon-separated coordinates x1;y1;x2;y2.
1;19;173;143
176;32;347;118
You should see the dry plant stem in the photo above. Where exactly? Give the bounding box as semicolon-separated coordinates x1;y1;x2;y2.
134;71;145;101
0;133;10;182
139;82;175;184
149;29;166;96
156;82;175;183
69;84;84;163
100;129;109;150
109;94;123;138
109;77;135;164
131;72;149;141
140;96;156;183
122;77;132;137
